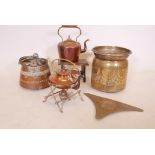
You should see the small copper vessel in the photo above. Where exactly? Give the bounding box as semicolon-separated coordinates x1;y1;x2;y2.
43;59;82;113
19;53;50;90
91;46;132;93
57;25;89;62
49;59;80;89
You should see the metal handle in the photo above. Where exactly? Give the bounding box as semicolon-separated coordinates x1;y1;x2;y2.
51;58;75;70
50;58;80;78
19;53;40;66
57;25;82;41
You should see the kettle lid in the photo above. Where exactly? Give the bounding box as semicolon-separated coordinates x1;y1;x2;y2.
59;35;80;48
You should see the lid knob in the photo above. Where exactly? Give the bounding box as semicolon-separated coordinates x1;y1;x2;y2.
33;53;39;59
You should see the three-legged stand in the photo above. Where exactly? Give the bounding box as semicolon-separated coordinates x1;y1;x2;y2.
43;85;84;113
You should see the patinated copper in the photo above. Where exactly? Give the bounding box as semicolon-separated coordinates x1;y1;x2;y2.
43;59;83;112
91;46;132;92
49;69;80;89
57;25;89;62
19;53;50;90
49;59;80;89
85;93;143;119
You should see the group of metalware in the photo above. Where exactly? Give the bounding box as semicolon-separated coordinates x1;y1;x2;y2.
19;25;143;118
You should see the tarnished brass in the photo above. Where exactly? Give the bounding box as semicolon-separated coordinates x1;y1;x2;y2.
84;93;143;119
91;46;132;92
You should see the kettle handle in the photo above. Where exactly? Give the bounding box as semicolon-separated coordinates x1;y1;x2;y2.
51;58;75;68
57;25;82;41
50;58;80;77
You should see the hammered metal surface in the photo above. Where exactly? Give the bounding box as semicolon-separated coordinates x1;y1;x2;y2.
91;46;131;92
91;58;128;92
84;93;143;119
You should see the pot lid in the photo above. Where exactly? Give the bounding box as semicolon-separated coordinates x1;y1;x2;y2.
19;53;47;67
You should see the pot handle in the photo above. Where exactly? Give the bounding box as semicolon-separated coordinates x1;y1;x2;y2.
57;25;82;41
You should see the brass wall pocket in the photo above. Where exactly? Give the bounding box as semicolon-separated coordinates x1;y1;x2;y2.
84;93;143;119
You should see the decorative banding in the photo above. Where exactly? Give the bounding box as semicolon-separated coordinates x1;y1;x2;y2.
20;79;49;84
20;69;50;77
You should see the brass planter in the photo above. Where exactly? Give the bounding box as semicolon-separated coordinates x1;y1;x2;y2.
91;46;132;93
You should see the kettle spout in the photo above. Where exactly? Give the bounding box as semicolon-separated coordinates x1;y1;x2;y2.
81;39;90;53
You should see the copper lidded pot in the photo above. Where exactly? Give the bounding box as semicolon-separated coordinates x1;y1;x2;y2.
19;53;50;90
57;25;89;62
91;46;132;93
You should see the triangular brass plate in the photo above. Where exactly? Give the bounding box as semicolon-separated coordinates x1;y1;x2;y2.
84;93;143;119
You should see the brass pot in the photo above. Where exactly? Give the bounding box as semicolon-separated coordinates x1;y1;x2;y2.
91;46;132;93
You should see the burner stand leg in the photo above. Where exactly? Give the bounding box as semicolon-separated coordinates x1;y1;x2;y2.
43;90;53;102
51;86;63;113
77;90;84;101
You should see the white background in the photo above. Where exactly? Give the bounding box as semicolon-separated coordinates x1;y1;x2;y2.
0;0;155;154
0;25;155;129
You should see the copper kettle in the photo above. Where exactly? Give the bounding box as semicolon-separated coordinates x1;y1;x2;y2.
57;25;89;62
49;59;80;89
